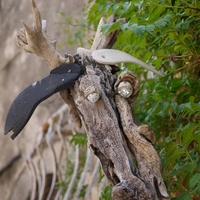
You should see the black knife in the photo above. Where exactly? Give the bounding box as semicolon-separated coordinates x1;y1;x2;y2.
4;63;84;139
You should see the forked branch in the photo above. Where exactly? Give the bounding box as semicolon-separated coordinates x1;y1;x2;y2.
16;0;70;68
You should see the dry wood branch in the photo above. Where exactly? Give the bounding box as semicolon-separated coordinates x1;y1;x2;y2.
74;147;92;199
36;146;46;200
15;0;169;199
27;155;37;200
85;159;100;200
115;94;169;199
63;143;79;200
71;64;157;200
45;134;57;200
6;163;26;200
16;0;70;68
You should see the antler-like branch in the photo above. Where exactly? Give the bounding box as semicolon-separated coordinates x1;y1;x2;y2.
16;0;70;68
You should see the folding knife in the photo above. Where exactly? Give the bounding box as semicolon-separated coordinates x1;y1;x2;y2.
4;62;84;139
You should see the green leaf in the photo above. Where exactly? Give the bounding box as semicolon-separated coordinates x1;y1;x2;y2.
99;185;112;200
181;96;200;117
146;24;155;34
154;14;172;28
185;162;197;173
181;124;195;147
127;24;146;36
172;192;192;200
165;136;172;143
195;134;200;146
70;133;87;147
101;21;121;35
164;142;185;167
189;173;200;193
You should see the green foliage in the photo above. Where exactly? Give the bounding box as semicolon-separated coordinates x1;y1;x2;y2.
70;133;88;147
56;143;88;199
79;184;88;198
99;185;112;200
57;9;92;48
87;0;200;199
58;0;200;198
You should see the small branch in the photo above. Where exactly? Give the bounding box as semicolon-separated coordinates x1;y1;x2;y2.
74;147;92;199
26;156;37;200
6;163;26;200
16;0;70;68
45;131;57;200
85;159;100;200
184;6;200;11
63;143;79;200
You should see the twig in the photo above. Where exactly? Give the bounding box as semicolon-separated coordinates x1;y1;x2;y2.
26;155;37;200
6;162;26;200
85;159;100;200
63;143;80;200
45;126;57;200
74;147;92;199
36;145;46;200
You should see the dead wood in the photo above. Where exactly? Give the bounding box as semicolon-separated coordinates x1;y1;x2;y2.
15;0;170;199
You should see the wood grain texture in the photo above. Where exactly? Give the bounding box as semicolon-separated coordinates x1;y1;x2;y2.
70;65;162;200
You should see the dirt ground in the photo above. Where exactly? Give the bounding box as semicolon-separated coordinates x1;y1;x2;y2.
0;0;89;199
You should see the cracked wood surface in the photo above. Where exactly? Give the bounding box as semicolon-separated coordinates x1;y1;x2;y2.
115;95;169;199
70;65;155;200
15;0;170;199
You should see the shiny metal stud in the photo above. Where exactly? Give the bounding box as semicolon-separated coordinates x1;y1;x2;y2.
118;81;133;98
84;86;100;103
87;92;100;103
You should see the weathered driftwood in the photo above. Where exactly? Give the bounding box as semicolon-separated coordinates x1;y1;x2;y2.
16;0;170;199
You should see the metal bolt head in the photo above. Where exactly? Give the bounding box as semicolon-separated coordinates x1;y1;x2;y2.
84;86;100;103
87;92;100;103
118;81;133;98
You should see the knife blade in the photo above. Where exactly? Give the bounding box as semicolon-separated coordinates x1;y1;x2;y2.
4;63;84;139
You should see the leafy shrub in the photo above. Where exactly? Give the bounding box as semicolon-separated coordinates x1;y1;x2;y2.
87;0;200;199
60;0;200;199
